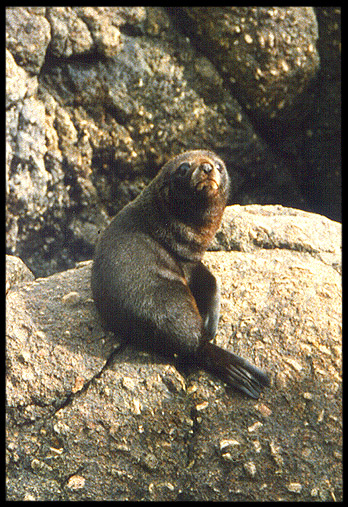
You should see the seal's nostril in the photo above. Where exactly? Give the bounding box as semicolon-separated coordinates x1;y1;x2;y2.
201;162;213;174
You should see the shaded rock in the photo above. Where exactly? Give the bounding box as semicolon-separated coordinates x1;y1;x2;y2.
293;7;341;221
46;7;147;59
6;205;342;501
183;7;319;121
42;33;275;176
46;7;94;58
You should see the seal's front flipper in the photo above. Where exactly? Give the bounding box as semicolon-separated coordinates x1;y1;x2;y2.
198;342;270;399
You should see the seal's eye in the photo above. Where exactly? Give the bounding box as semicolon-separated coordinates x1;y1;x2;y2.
177;162;191;177
215;162;223;173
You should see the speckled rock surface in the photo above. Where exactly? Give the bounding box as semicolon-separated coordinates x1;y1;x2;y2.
183;7;319;120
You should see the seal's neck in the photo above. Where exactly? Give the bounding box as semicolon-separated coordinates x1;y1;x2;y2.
138;183;225;262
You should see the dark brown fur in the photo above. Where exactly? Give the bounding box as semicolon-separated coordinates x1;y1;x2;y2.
91;150;269;398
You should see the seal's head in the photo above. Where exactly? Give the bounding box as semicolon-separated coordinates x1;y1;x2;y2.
157;150;230;209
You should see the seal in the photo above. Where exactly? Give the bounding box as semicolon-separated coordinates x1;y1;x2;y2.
91;150;269;398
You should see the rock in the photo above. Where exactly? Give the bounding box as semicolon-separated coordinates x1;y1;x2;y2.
6;7;51;74
6;205;342;501
47;7;147;59
6;255;35;293
211;205;341;272
6;94;55;255
6;49;30;108
183;7;319;121
46;7;94;58
6;48;39;203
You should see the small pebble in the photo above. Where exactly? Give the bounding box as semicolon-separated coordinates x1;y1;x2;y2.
287;482;302;494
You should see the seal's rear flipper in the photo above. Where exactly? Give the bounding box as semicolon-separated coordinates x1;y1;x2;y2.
198;342;270;399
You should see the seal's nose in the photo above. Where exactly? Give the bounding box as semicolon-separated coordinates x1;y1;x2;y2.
200;162;213;174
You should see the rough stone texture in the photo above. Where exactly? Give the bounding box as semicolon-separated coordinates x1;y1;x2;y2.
6;254;35;293
5;7;341;278
183;7;319;120
211;205;341;273
6;206;342;501
6;7;51;75
46;7;147;59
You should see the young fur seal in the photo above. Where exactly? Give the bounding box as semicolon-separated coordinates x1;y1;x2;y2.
91;150;269;398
